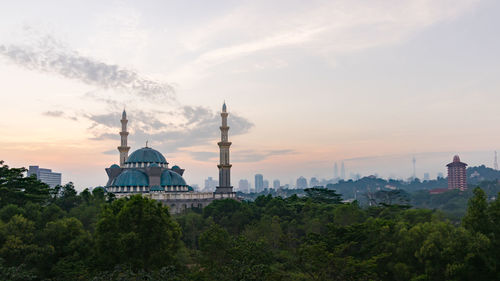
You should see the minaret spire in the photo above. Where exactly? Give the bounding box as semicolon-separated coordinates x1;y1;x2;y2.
118;109;130;167
216;102;233;193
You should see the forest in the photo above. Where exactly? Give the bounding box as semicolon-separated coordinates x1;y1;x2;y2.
1;160;500;281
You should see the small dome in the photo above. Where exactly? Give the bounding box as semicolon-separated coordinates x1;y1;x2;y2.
453;155;461;163
161;170;187;186
172;165;180;169
126;147;167;164
113;169;148;187
109;164;120;169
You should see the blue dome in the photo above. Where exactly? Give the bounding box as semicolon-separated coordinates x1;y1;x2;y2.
161;170;187;186
109;164;120;169
172;165;180;169
126;147;167;164
113;169;149;187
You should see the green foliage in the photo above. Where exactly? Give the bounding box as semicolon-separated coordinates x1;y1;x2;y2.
0;161;50;208
304;187;343;204
2;161;500;280
94;195;181;271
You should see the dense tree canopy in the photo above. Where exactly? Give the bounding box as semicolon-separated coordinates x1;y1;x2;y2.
1;161;500;280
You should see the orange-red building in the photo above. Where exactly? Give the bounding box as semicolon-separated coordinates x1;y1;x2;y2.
447;155;467;191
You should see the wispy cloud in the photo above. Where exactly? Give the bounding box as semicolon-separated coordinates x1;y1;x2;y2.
42;110;78;121
173;0;479;81
0;34;175;102
87;106;254;153
189;148;295;162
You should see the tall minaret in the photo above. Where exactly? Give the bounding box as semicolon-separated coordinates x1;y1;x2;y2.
216;102;233;193
118;109;130;167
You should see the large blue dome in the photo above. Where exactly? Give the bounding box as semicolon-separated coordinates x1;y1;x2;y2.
161;170;187;186
113;169;149;186
126;147;167;164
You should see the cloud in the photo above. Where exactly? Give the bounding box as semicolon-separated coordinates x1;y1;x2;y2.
0;34;175;102
189;148;295;162
87;105;254;153
189;151;218;161
173;0;479;81
42;110;78;121
42;110;64;117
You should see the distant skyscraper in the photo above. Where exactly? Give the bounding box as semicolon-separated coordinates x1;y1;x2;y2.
27;166;61;188
273;179;280;189
255;174;264;192
296;176;308;189
204;177;218;191
310;177;319;187
238;179;249;193
437;172;444;179
340;161;345;180
423;173;430;181
263;180;269;189
447;155;467;191
334;162;338;179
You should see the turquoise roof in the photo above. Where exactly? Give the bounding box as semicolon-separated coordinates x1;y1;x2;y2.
126;147;167;164
149;163;159;167
109;164;120;169
161;170;187;186
113;169;148;187
172;165;180;169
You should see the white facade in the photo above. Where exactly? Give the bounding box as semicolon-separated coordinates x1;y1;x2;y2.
28;166;61;188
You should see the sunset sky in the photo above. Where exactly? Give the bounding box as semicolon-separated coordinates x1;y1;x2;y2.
1;0;499;189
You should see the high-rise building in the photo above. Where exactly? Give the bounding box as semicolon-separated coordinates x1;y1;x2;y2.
447;155;467;191
27;166;61;188
423;173;430;181
204;177;218;191
263;179;269;189
255;174;264;192
437;172;444;179
340;161;346;180
310;177;319;187
296;176;308;189
273;179;280;189
216;102;233;194
238;179;249;193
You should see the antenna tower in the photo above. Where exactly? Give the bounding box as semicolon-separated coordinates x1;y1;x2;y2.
412;156;416;179
495;151;498;170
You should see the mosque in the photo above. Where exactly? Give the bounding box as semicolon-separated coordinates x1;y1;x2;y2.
104;103;235;213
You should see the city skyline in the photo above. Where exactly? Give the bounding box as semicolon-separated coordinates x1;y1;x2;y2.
1;1;500;189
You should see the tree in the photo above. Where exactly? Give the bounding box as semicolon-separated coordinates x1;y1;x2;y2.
462;187;490;235
0;161;50;208
94;195;181;271
305;188;343;204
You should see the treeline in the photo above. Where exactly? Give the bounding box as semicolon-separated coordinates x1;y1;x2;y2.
1;161;500;280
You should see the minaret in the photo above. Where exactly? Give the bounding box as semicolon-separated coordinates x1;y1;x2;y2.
216;102;233;193
118;109;130;167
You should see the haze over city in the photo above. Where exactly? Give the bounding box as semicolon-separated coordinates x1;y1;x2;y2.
1;0;500;189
